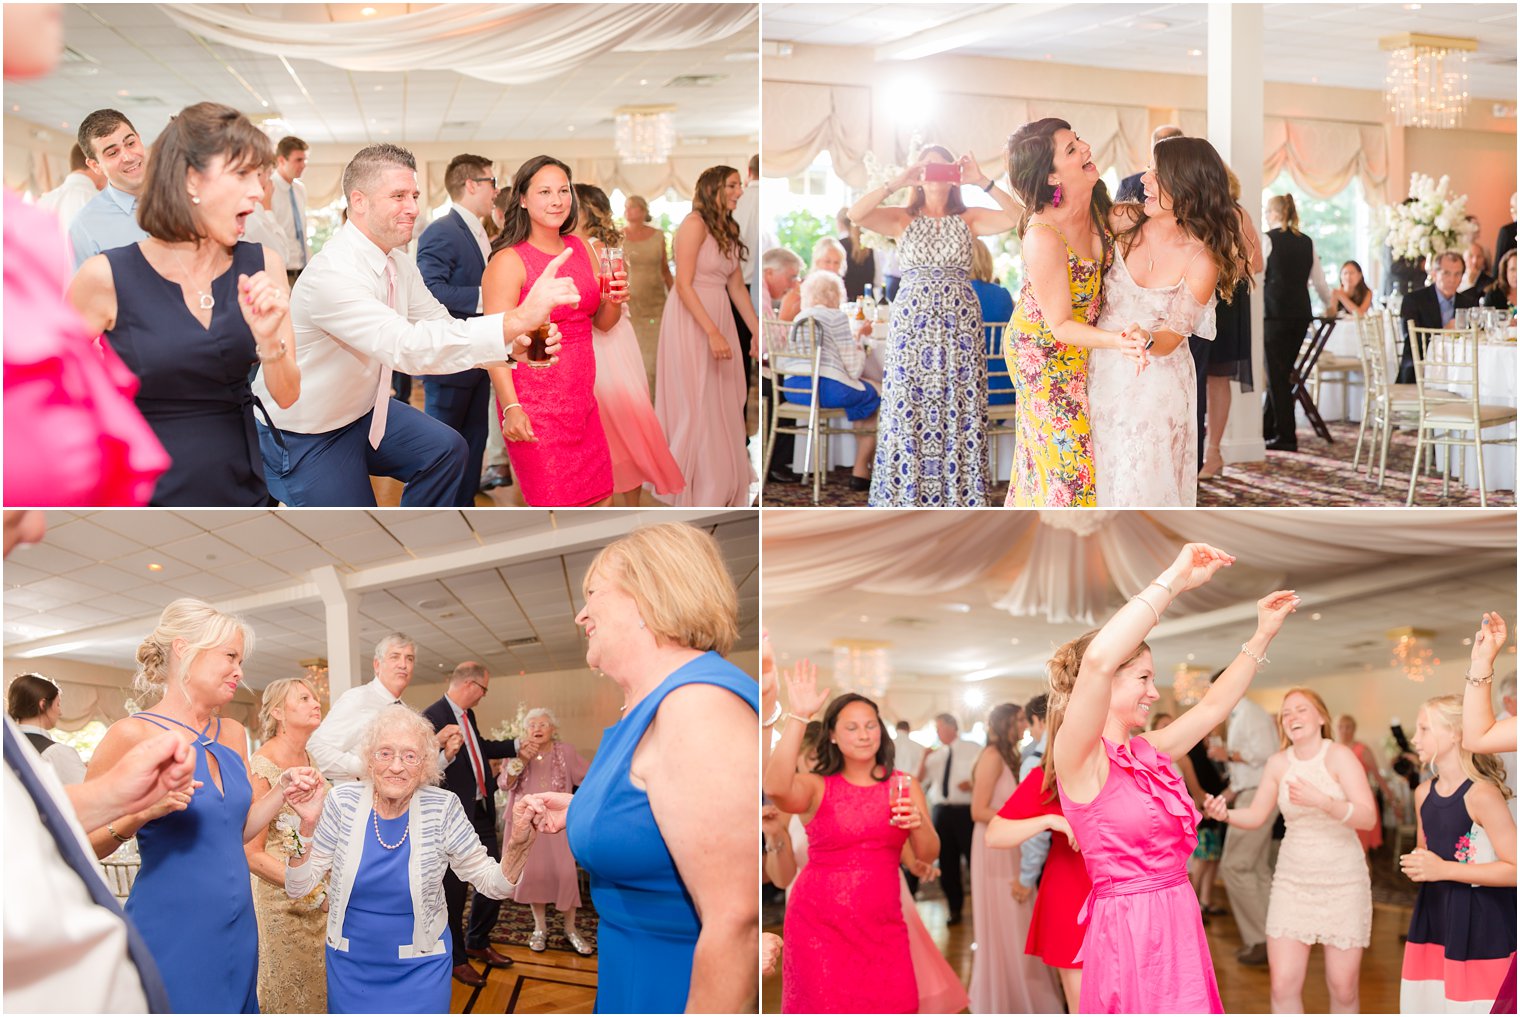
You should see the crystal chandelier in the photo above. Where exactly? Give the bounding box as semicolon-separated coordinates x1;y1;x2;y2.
1381;33;1475;130
832;640;892;701
1037;509;1116;538
299;657;330;706
614;106;676;165
1387;627;1439;682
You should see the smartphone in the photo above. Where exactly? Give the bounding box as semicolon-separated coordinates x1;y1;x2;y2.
923;162;962;184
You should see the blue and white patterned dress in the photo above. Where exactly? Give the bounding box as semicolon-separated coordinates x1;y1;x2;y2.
869;214;990;506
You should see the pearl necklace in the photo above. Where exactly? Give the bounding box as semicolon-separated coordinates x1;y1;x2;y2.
372;809;408;850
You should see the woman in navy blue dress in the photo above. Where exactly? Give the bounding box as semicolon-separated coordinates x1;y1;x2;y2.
521;523;759;1013
83;599;322;1013
67;102;299;506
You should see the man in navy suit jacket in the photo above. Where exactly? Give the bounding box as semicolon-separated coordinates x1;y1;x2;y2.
421;662;518;986
417;154;500;506
1397;250;1481;383
1115;124;1183;203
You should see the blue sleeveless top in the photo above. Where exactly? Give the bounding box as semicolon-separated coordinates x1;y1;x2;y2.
102;240;273;506
124;713;260;1013
566;652;757;1013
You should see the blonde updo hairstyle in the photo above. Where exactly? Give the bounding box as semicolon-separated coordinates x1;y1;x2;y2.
134;598;254;708
258;677;319;740
1041;629;1150;800
1421;694;1511;799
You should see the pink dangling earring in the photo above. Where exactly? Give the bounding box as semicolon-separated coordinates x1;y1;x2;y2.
1051;183;1063;208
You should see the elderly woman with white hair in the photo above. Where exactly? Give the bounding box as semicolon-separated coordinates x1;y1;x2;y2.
779;269;881;490
285;704;539;1014
499;707;591;952
520;522;758;1013
84;598;323;1013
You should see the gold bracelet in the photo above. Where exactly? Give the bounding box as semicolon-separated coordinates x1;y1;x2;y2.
1465;669;1494;685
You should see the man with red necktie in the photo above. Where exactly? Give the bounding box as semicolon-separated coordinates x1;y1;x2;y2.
423;661;519;987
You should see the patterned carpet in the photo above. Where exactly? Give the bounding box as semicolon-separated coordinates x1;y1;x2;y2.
473;869;599;955
761;420;1515;507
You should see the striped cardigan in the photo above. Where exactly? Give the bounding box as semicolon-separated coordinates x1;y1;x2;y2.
286;781;516;957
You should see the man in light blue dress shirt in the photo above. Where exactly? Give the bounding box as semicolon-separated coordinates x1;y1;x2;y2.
68;109;148;270
1016;694;1052;896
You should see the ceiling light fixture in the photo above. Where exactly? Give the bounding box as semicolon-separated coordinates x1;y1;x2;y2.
832;639;891;700
1381;32;1474;129
147;563;164;572
1388;625;1440;681
614;105;675;164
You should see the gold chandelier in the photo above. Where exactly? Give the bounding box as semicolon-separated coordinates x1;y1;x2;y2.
831;639;892;700
1387;627;1439;682
1172;663;1212;707
1380;33;1475;130
615;106;676;165
299;657;330;706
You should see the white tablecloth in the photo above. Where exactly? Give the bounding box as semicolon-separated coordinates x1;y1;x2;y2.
1310;314;1516;491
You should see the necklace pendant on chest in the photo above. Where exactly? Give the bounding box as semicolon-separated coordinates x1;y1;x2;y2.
198;293;215;311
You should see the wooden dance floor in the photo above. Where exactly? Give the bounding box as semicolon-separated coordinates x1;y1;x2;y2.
447;943;597;1014
763;893;1412;1013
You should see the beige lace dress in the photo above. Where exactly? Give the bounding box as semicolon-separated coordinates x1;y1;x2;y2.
249;753;330;1013
1263;739;1372;949
623;229;671;391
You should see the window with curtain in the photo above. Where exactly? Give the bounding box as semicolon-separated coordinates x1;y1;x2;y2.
1263;174;1371;283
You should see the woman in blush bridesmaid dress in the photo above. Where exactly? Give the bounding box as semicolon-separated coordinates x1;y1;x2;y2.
571;183;684;504
763;662;940;1014
482;155;621;507
654;165;758;507
1048;542;1300;1014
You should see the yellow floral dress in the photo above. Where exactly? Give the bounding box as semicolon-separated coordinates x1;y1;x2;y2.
1004;222;1111;507
249;753;329;1014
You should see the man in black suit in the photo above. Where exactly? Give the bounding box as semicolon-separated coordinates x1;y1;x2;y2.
1115;124;1182;203
1397;250;1481;383
417;154;500;506
422;661;518;987
1495;192;1516;267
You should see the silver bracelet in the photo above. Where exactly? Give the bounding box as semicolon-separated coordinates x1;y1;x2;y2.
1465;669;1494;686
763;698;784;727
1149;578;1174;597
502;402;522;412
1239;643;1269;668
1340;802;1355;824
1129;593;1161;625
255;341;286;362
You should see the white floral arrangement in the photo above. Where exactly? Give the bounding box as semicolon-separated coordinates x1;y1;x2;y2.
489;702;530;743
1377;173;1478;262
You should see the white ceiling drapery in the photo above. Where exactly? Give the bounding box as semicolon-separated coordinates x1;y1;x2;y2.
761;80;873;187
159;4;758;86
763;509;1515;625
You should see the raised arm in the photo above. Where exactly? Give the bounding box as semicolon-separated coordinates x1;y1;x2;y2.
1463;612;1515;754
1147;587;1301;761
762;660;827;815
958;151;1019;236
642;682;759;1013
847;162;921;239
1054;543;1237;802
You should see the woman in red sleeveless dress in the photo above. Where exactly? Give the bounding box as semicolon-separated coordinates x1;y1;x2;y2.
482;155;623;506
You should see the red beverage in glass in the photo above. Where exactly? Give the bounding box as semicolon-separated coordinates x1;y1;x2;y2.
890;773;912;824
600;252;613;297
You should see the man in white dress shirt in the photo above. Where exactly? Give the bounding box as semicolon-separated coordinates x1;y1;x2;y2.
252;142;575;506
239;169;286;258
1211;680;1279;966
893;720;924;778
270;136;310;285
35;143;104;232
921;713;979;925
308;633;463;782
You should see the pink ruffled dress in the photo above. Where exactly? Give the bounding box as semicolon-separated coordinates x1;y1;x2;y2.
1059;736;1222;1014
3;188;168;505
592;305;685;496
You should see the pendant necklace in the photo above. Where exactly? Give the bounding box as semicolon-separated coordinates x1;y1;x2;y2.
172;246;217;310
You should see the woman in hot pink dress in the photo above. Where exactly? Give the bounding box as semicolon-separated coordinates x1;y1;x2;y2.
499;708;591;953
763;663;939;1013
483;155;620;506
570;184;684;504
655;165;759;507
1050;542;1300;1014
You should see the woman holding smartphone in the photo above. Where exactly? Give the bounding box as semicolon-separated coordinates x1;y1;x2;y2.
848;144;1018;507
764;662;939;1013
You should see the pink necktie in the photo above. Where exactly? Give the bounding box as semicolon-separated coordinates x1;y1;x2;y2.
368;258;397;448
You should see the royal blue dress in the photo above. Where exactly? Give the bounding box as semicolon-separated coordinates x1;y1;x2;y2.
327;809;452;1014
567;652;758;1013
124;713;259;1013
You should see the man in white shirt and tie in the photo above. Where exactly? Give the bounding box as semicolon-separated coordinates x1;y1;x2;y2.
271;136;310;287
252;142;575;506
422;662;519;987
1211;680;1280;967
307;633;462;782
920;713;978;925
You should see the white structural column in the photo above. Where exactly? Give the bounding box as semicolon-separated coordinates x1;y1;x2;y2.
1207;4;1267;465
312;564;359;701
